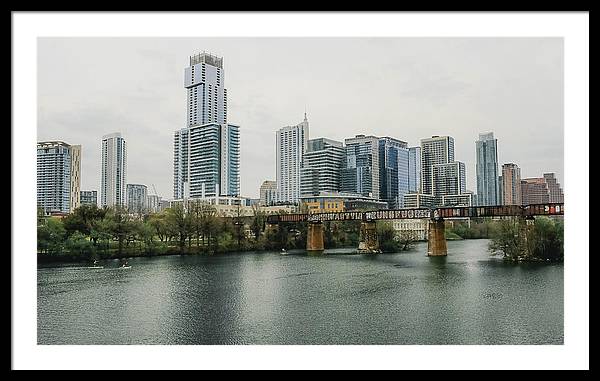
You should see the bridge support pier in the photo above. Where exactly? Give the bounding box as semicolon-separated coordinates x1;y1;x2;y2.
307;221;324;253
427;218;447;256
358;220;380;254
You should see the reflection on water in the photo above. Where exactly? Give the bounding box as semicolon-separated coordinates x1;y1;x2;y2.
37;239;563;345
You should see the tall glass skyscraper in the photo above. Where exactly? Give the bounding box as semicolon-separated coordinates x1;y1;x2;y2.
476;132;500;206
378;137;406;208
37;141;81;213
173;52;240;199
408;146;421;194
276;114;309;204
101;132;127;207
300;138;344;197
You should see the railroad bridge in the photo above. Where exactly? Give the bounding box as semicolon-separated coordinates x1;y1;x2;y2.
265;203;564;256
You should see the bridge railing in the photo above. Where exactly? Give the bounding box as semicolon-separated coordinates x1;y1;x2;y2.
266;203;563;224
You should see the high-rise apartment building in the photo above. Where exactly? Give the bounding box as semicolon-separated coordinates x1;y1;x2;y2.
420;136;454;195
341;135;380;200
127;184;148;214
80;190;97;207
101;132;127;207
276;114;309;204
259;180;277;206
501;163;522;205
174;123;240;199
174;52;240;200
476;132;500;206
301;138;344;197
432;161;467;203
37;141;81;213
185;52;227;127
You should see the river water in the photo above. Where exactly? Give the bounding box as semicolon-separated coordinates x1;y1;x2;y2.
37;239;563;345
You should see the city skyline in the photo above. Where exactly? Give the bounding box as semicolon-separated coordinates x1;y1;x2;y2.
37;37;564;199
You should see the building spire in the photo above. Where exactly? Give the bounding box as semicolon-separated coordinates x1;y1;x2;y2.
304;106;308;122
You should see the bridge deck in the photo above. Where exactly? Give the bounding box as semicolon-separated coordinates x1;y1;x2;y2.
266;203;564;224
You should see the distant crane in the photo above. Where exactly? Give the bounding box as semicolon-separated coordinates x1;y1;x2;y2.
151;183;161;198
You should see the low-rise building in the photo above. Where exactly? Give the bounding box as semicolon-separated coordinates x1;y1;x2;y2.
403;193;436;209
391;219;429;241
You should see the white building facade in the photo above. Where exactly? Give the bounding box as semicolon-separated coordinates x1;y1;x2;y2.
276;114;309;204
37;141;81;213
101;132;127;208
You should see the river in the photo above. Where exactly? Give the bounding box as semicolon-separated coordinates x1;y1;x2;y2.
37;239;563;345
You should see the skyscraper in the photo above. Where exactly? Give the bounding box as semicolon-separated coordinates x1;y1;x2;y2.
127;184;148;214
420;136;454;195
378;137;407;208
276;114;309;204
37;141;81;213
301;138;344;197
408;146;421;194
185;52;227;127
378;137;421;208
432;161;467;203
174;52;240;200
501;163;522;205
341;135;380;200
173;123;240;199
101;132;127;207
476;132;500;206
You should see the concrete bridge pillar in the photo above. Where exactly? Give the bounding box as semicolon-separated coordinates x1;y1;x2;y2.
358;220;379;254
307;221;324;253
427;218;447;256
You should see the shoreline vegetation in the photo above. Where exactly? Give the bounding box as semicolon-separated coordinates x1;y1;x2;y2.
37;204;563;264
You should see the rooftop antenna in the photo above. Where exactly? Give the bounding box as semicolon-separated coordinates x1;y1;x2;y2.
304;106;307;122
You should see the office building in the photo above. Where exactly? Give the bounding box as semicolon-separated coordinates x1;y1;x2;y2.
101;132;127;207
37;141;81;213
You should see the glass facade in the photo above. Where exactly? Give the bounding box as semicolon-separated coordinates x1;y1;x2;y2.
476;132;500;206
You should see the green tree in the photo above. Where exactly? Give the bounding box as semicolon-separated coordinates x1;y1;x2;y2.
250;206;266;241
37;218;66;255
166;203;192;254
377;222;401;253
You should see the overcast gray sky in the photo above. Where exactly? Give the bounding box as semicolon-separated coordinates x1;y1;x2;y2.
38;37;563;199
